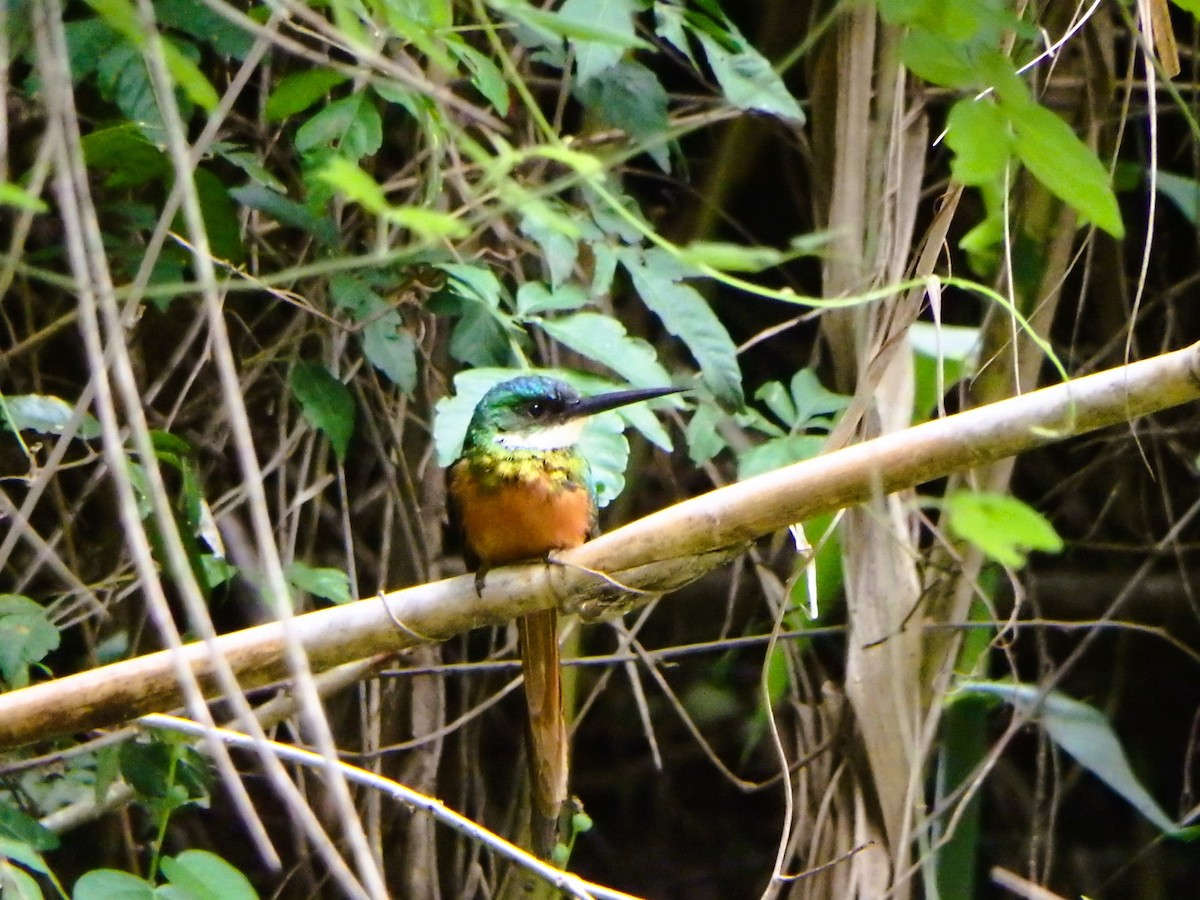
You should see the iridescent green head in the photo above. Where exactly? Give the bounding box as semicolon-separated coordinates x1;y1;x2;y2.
461;375;680;454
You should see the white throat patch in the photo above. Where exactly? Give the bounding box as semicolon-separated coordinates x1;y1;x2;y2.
494;418;585;451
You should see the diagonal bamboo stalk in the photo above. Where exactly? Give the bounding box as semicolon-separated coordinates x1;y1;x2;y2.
0;343;1196;750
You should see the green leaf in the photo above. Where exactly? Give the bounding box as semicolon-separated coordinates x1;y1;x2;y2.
193;168;244;264
0;182;47;213
737;434;823;480
534;311;673;388
432;264;519;368
81;123;171;189
160;851;258;900
285;562;352;606
0;596;60;688
492;0;651;54
945;98;1012;185
215;147;286;193
953;681;1186;836
694;23;803;121
684;402;727;465
944;491;1063;568
314;156;389;212
228;184;338;245
95;41;165;138
265;68;349;122
329;274;418;393
1153;169;1200;224
654;2;697;66
290;364;356;462
519;207;579;288
447;41;510;116
72;868;156;900
515;282;589;315
155;0;255;59
679;240;785;273
294;93;382;160
620;248;744;407
0;862;43;900
899;29;980;89
1002;96;1125;238
0;808;59;853
1;394;101;439
161;35;218;111
575;60;671;171
118;739;174;800
559;0;642;85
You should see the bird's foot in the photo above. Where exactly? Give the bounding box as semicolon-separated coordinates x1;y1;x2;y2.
473;568;487;597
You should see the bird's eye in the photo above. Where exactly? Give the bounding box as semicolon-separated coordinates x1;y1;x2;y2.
527;401;546;418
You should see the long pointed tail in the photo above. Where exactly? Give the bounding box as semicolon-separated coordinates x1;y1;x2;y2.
517;608;568;859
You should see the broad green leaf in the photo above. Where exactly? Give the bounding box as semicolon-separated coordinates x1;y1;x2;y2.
899;29;980;89
945;98;1012;185
491;0;652;51
559;0;641;85
294;93;382;160
694;27;803;122
81;123;171;189
575;60;671;171
519;207;579;288
193;168;244;264
162;35;218;111
1153;169;1200;224
315;156;389;212
290;364;356;462
737;434;823;480
265;68;349;122
534;312;673;388
909;322;980;420
329;274;418;392
0;596;60;688
0;182;47;213
621;248;744;407
432;264;519;368
387;206;470;239
96;41;166;138
1173;0;1200;14
285;562;352;606
0;862;43;900
215;147;286;193
953;681;1196;838
0;394;101;439
160;852;258;900
654;2;697;66
1002;96;1124;238
789;368;850;425
516;282;589;315
447;41;510;116
72;868;156;900
118;739;175;799
684;402;727;465
228;184;338;245
0;808;59;853
155;0;255;59
944;491;1063;568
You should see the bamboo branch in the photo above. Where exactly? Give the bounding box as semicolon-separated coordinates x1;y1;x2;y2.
0;343;1197;749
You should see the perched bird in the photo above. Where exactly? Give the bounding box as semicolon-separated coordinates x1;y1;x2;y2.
447;375;680;858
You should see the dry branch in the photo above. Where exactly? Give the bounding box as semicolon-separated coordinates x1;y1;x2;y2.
0;343;1197;749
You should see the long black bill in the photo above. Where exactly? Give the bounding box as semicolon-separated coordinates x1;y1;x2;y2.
568;385;684;419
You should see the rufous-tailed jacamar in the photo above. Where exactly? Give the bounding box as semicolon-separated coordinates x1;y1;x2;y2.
448;375;680;858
